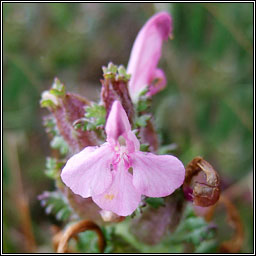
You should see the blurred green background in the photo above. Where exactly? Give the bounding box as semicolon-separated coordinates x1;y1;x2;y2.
3;3;253;253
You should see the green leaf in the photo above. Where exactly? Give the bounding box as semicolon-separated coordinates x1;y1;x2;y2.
181;217;206;231
102;226;140;253
43;116;70;156
140;143;150;152
85;122;97;131
50;136;69;155
77;230;101;253
158;144;177;154
102;62;131;82
135;114;151;127
49;78;66;96
165;205;217;250
40;99;57;109
145;197;165;208
138;88;148;97
195;239;218;253
162;204;217;251
102;62;117;79
45;157;64;180
108;62;118;73
85;103;106;127
73;103;106;132
73;122;82;130
117;65;131;81
38;191;72;221
137;100;149;112
43;115;58;136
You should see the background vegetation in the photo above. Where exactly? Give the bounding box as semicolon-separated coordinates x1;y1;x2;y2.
3;3;253;253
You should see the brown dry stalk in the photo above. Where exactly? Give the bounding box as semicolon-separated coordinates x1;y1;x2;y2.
205;195;244;253
52;226;77;253
184;156;220;207
56;220;106;253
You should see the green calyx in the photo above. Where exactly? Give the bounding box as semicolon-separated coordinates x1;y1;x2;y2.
102;62;131;82
74;103;106;132
40;78;66;109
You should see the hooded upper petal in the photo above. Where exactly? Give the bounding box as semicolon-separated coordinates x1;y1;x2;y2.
92;161;141;216
147;68;167;96
131;151;185;197
105;101;131;142
61;143;114;198
105;101;139;152
127;12;172;102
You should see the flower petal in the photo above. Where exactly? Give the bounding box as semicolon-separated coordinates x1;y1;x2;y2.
127;12;172;102
105;101;131;142
124;130;140;153
61;143;114;198
147;68;167;96
105;100;140;152
92;161;141;216
131;151;185;197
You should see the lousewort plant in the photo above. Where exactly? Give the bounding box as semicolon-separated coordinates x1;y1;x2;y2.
39;12;242;253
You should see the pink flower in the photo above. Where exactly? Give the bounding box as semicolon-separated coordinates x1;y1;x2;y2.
61;101;185;216
127;12;172;102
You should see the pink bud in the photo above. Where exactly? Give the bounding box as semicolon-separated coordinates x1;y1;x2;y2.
127;12;172;102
